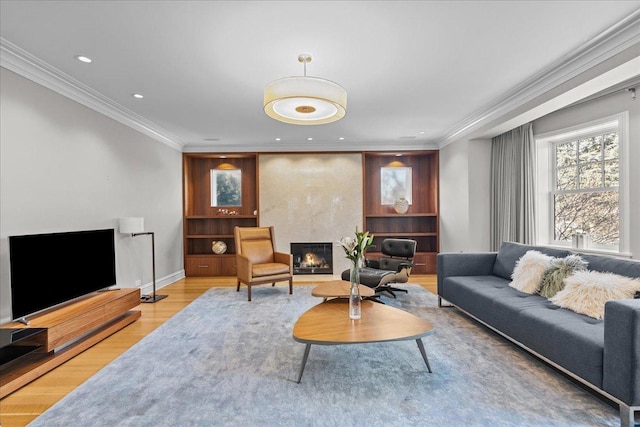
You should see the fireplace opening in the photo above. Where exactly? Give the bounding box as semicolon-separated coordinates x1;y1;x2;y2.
290;242;333;275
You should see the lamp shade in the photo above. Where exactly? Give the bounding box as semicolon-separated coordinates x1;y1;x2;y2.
264;76;347;125
119;217;144;234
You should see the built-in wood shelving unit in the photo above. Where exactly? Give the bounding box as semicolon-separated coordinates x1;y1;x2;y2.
183;153;258;276
363;151;439;273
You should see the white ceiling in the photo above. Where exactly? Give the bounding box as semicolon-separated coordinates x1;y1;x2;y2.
1;1;639;153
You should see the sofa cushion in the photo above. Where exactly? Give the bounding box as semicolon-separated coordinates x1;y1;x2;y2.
550;271;640;319
492;242;570;280
441;275;543;337
252;262;290;277
441;273;605;388
509;250;554;294
515;307;604;387
578;254;640;279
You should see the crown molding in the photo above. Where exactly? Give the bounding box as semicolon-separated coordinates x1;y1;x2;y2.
182;139;439;153
437;8;640;148
0;37;184;152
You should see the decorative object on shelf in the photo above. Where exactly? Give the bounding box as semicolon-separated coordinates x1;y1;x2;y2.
394;197;409;214
264;53;347;125
217;208;239;216
381;166;412;205
338;227;374;320
118;217;168;303
571;231;591;249
211;240;227;254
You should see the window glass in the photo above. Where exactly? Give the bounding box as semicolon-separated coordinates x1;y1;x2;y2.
550;127;619;249
556;166;576;190
556;141;577;167
578;136;602;163
603;133;618;159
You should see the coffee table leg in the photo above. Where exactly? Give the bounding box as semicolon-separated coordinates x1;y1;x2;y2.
296;344;312;383
416;339;432;373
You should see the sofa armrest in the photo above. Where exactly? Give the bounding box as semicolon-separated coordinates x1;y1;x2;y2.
273;251;293;270
236;254;252;282
603;299;640;406
437;252;498;296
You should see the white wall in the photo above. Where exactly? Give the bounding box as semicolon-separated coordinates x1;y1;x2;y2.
439;139;492;253
467;139;492;250
533;88;640;259
259;154;363;275
440;140;470;252
0;68;184;323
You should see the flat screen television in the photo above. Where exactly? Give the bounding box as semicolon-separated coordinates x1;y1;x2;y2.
9;228;116;322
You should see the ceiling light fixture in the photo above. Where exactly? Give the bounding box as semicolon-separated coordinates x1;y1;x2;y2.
132;93;144;99
75;55;92;63
264;54;346;125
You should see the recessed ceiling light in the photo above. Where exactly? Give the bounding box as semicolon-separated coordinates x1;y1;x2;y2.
338;137;345;140
75;55;92;63
307;137;313;141
132;93;144;99
275;138;281;141
419;131;425;135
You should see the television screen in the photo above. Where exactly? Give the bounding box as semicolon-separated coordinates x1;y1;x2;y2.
9;228;116;321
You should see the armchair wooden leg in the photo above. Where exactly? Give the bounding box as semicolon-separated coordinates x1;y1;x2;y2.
236;279;241;292
247;285;251;302
289;278;293;295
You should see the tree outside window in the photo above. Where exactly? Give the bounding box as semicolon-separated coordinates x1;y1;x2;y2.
552;131;619;247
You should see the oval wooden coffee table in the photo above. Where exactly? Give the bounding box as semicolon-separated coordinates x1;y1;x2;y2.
311;280;375;299
292;299;434;382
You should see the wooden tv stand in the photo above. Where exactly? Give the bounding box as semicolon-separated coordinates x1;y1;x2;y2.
0;288;141;398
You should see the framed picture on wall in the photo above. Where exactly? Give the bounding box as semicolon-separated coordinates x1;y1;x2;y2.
380;167;412;205
211;169;242;207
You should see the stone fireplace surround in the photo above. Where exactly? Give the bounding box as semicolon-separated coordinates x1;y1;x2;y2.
259;154;363;277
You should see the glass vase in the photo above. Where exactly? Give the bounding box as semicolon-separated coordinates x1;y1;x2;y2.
349;258;362;320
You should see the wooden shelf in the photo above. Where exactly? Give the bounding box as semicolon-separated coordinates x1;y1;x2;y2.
186;215;257;219
186;234;235;239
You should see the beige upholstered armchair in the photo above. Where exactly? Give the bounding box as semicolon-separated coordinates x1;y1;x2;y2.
234;226;293;301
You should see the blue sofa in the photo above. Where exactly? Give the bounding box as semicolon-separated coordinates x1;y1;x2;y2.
437;242;640;427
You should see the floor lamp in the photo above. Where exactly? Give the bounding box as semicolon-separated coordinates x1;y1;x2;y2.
119;217;168;303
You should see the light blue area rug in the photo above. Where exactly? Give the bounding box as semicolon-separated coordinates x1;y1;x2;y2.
30;285;618;426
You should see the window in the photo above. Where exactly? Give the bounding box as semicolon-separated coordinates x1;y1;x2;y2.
536;113;628;253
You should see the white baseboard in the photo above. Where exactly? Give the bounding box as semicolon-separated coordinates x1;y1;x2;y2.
139;270;185;295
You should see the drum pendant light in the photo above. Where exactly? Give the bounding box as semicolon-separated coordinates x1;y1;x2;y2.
264;54;347;125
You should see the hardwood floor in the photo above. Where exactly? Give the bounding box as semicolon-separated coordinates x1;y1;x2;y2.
0;275;437;427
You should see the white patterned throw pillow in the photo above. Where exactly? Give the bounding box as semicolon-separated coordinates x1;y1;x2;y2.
509;250;554;294
550;270;640;320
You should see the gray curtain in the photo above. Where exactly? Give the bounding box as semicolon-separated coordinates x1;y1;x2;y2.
490;123;536;250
